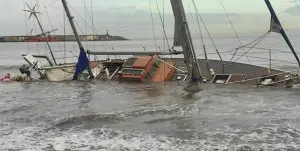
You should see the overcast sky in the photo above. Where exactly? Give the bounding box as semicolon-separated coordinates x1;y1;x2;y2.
1;0;300;38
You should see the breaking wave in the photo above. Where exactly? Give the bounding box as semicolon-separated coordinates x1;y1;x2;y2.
1;125;300;151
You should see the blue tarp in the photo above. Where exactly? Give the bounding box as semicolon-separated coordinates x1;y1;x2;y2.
72;48;89;80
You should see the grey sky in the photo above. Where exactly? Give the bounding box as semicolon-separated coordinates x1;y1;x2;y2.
1;0;300;38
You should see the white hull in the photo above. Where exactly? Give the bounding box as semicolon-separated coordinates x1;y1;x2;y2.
23;54;104;82
44;64;103;82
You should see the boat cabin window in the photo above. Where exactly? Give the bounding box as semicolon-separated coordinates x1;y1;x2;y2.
212;74;231;84
121;69;144;75
151;60;162;75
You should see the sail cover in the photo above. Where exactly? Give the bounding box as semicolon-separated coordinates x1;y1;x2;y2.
270;17;282;33
72;48;89;80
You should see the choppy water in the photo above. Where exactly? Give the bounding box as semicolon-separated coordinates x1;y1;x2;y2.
0;37;300;150
0;81;300;151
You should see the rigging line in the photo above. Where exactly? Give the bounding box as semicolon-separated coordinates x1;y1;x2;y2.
235;32;272;51
90;0;98;61
23;0;30;53
191;0;208;64
80;0;97;33
192;0;224;63
219;0;245;61
90;0;97;60
197;49;238;57
36;0;47;55
44;0;59;8
219;0;258;81
31;0;40;54
83;0;88;49
190;0;212;76
42;0;62;51
155;0;171;51
233;32;270;63
66;3;94;50
233;55;299;65
163;0;165;56
63;5;66;64
243;46;300;55
293;0;300;11
67;2;113;55
79;0;115;52
148;0;158;52
187;3;199;37
188;2;202;43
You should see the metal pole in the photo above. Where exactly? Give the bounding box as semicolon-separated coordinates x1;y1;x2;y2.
265;0;300;67
61;0;94;79
32;14;57;65
177;0;202;83
87;50;183;56
269;49;272;72
192;1;210;78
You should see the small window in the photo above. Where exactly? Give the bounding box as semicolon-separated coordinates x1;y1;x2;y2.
122;69;144;75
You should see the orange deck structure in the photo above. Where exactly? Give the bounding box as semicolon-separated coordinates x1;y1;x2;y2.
152;61;176;82
118;55;176;82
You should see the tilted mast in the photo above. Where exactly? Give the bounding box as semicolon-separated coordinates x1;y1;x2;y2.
170;0;202;83
61;0;94;79
23;3;57;65
265;0;300;67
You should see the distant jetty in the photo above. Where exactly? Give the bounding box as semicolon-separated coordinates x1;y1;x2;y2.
0;33;129;42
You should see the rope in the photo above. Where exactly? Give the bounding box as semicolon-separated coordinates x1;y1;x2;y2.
83;0;88;49
192;0;224;64
219;0;259;84
234;32;271;52
148;0;158;52
219;0;246;63
90;0;97;61
294;0;300;11
242;46;300;55
67;2;121;60
43;0;59;8
234;55;298;65
67;2;93;50
187;3;199;38
42;0;64;62
63;6;66;64
73;0;114;54
155;0;171;51
23;0;30;53
233;32;270;62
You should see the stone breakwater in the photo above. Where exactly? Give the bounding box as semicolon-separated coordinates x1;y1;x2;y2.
0;34;129;42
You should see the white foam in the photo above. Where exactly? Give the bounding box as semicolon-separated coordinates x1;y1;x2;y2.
1;126;300;151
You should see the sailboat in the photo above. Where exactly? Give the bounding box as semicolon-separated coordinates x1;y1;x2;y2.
88;0;300;87
19;0;201;84
19;0;300;88
20;1;103;81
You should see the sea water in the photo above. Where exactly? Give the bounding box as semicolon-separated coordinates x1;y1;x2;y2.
0;36;300;150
